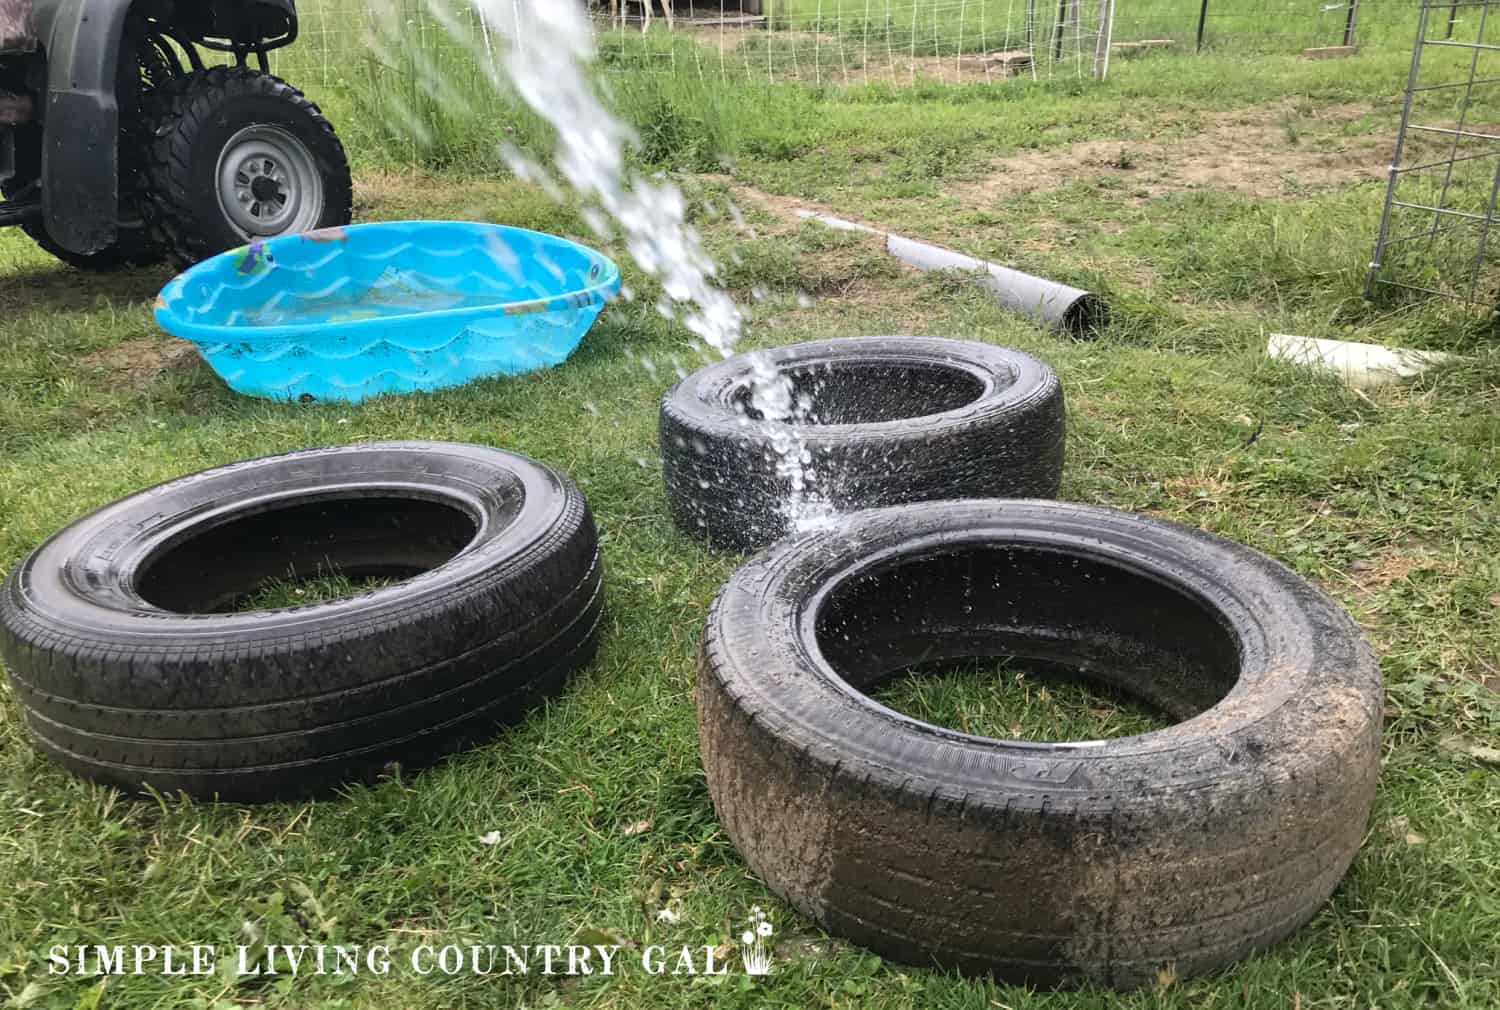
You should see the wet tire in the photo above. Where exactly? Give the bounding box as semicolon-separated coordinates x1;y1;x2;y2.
141;67;353;267
698;501;1382;988
0;442;603;801
660;337;1064;550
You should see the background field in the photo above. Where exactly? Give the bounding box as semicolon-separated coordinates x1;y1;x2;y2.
276;0;1431;95
2;6;1499;1010
772;0;1420;51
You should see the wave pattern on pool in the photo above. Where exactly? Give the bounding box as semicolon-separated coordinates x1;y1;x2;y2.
154;221;621;402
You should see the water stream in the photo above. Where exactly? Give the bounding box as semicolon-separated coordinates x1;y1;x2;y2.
468;0;833;533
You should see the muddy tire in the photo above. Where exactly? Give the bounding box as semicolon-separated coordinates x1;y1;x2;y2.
661;337;1064;550
0;442;603;801
698;500;1382;988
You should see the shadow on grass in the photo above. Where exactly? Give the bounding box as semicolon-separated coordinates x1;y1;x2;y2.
0;262;174;317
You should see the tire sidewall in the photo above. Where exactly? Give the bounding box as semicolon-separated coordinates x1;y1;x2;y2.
664;336;1059;448
706;500;1380;801
0;442;594;706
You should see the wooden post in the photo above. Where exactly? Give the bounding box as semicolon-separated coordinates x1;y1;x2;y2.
1195;0;1209;52
1053;0;1069;60
1342;0;1360;48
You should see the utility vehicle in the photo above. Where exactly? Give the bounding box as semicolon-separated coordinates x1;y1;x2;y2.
0;0;351;269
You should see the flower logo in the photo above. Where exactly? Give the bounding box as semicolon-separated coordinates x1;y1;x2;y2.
740;906;774;976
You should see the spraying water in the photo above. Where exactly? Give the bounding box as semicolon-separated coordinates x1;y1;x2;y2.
464;0;832;532
477;1;738;354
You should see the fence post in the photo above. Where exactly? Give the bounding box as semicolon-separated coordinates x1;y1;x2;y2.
1343;0;1360;47
1195;0;1209;52
1092;0;1115;79
1053;0;1068;60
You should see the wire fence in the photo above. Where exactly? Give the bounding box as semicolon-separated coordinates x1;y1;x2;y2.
270;0;1109;91
1368;0;1500;306
266;0;1433;96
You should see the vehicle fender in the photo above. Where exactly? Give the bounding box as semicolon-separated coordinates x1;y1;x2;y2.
35;0;133;253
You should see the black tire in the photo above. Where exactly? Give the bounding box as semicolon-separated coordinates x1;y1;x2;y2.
698;501;1382;989
661;337;1064;550
0;442;603;801
141;67;353;267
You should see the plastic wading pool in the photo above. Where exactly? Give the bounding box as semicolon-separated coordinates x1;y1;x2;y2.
155;220;621;402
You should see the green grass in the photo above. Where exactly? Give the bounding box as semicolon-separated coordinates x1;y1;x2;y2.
875;660;1172;741
233;573;404;613
265;0;1441;177
3;29;1500;1010
769;0;1420;54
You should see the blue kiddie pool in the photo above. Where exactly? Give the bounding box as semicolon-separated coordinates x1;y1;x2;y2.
155;221;621;402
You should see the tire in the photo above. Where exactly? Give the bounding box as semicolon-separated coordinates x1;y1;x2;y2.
698;501;1382;989
141;67;353;267
661;337;1064;550
0;442;603;801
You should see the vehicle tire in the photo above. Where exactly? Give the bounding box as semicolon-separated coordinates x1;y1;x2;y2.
698;501;1382;989
661;337;1064;550
140;67;353;267
0;442;603;801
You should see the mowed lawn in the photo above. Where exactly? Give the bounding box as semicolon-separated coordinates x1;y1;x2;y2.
2;39;1499;1010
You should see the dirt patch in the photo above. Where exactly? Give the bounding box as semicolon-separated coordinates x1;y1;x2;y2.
771;279;933;333
683;23;762;54
704;183;931;326
953;102;1390;205
1163;473;1237;506
706;175;881;236
724;181;835;230
800;52;1033;86
81;338;198;391
1346;545;1453;593
761;51;1036;87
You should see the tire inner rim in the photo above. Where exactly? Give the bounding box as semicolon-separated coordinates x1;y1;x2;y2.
216;125;326;239
733;360;992;426
813;543;1242;738
134;494;480;614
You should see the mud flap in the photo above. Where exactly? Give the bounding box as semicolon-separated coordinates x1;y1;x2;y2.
35;0;131;253
42;89;118;251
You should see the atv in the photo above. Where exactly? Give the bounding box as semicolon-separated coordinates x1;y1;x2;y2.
0;0;351;269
